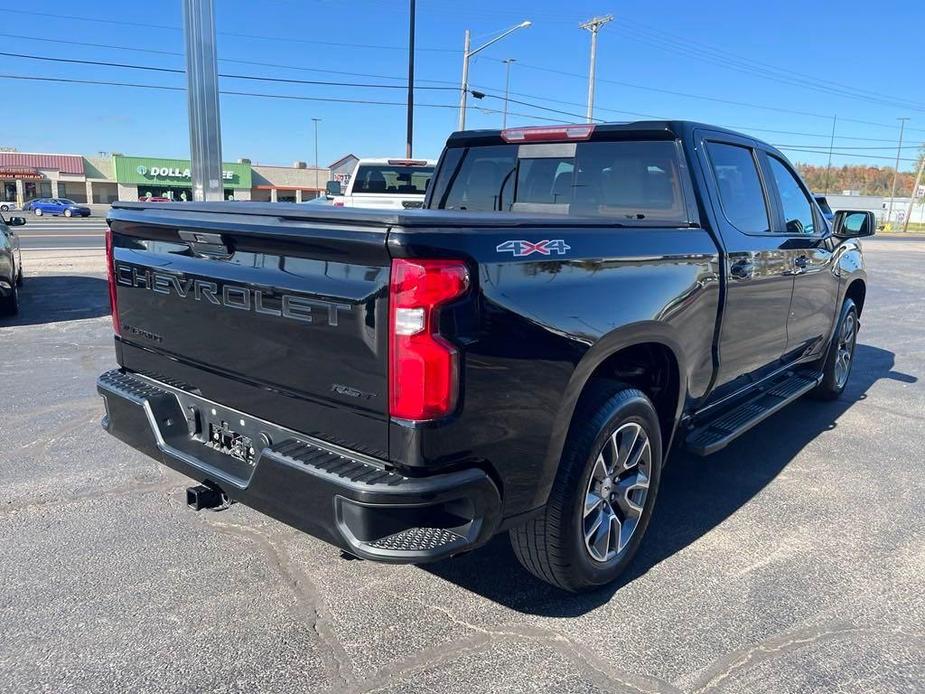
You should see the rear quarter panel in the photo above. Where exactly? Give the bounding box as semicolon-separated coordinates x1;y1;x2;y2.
388;224;720;517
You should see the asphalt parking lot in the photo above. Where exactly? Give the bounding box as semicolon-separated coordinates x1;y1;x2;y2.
1;240;923;693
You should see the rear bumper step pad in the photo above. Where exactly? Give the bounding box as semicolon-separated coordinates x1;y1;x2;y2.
97;369;501;563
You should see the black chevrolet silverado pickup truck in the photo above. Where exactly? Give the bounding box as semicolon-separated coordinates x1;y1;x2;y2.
98;121;873;591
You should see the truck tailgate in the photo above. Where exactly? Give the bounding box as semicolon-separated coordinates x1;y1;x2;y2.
108;205;391;458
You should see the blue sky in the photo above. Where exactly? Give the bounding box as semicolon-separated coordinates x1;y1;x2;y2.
2;0;924;170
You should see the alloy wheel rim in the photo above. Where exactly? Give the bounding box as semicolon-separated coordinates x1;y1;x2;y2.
582;421;652;563
834;312;856;388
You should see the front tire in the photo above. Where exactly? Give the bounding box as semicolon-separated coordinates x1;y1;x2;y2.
510;385;663;592
64;209;72;218
1;281;19;316
34;208;43;216
811;298;858;401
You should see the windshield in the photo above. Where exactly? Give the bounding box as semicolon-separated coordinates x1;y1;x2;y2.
351;164;433;195
431;140;688;223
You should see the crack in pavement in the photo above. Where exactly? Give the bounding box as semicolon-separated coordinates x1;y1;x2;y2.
197;516;355;690
344;589;681;694
689;622;925;693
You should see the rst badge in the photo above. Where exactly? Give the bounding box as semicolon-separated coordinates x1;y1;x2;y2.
496;239;571;257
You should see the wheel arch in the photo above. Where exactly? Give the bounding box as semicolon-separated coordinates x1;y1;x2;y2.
543;323;688;486
845;278;866;316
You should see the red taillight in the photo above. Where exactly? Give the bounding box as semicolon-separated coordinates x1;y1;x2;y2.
105;228;120;336
389;259;469;420
500;124;595;143
387;159;428;167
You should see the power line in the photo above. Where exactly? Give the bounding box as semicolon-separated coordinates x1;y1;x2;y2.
618;18;925;113
0;51;458;91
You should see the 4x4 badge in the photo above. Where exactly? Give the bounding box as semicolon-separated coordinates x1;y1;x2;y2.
496;239;571;257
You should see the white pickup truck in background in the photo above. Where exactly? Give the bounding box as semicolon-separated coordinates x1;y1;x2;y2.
331;158;436;209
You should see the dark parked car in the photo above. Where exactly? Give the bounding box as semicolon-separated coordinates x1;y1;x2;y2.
27;198;91;217
814;194;835;224
0;213;24;315
97;121;873;591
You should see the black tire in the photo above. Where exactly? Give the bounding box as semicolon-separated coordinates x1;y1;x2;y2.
16;266;23;287
510;384;663;592
811;298;858;401
1;280;19;316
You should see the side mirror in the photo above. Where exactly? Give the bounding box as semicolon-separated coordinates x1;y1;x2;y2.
833;210;875;238
7;216;26;227
325;180;342;196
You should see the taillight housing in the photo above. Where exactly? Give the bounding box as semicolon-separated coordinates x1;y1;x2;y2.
105;227;120;336
389;258;469;420
500;124;595;143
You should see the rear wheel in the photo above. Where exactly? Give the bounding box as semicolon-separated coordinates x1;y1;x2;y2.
510;385;662;592
811;298;858;400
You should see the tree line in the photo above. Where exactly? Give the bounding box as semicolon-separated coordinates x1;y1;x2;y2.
796;147;925;196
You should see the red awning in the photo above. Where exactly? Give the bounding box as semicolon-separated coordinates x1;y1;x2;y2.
0;152;85;175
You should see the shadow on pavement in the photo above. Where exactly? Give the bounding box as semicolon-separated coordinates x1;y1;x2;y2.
1;275;109;327
422;343;916;615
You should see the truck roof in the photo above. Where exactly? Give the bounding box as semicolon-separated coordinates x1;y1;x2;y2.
446;120;779;152
352;158;437;166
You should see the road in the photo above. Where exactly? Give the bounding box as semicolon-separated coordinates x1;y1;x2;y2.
12;215;106;250
0;238;923;693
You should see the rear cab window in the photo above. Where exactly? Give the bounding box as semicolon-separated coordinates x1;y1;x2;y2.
430;138;691;224
350;163;434;196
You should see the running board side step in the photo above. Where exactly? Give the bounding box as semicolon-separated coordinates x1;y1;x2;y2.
685;371;822;456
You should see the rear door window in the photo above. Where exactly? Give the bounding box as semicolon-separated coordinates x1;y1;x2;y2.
767;156;816;234
707;142;771;234
433;140;689;223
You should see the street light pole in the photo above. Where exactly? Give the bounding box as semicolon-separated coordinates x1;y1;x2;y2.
406;0;415;158
502;58;515;129
458;21;531;131
182;0;224;201
887;117;910;228
312;118;320;195
579;15;613;124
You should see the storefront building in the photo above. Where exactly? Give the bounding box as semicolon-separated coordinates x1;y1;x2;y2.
250;162;329;202
0;152;88;206
112;155;252;201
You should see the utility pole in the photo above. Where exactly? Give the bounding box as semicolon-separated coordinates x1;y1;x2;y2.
312;118;321;195
823;113;837;195
579;15;613;123
182;0;224;201
901;150;925;233
406;0;415;158
887;117;910;228
502;58;515;129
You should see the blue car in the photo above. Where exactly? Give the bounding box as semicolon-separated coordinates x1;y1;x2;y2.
26;198;91;218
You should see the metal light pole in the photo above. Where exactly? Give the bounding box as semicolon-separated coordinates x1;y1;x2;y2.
502;58;515;129
579;15;613;124
458;21;531;131
406;0;415;158
182;0;224;201
887;117;910;227
312;118;321;195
